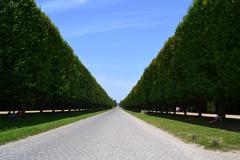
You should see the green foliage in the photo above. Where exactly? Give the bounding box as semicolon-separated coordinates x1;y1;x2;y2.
121;0;240;115
0;0;115;110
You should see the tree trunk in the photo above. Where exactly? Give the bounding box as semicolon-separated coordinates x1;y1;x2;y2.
198;104;202;117
216;98;226;121
183;106;187;116
197;98;207;117
40;107;43;113
173;106;176;115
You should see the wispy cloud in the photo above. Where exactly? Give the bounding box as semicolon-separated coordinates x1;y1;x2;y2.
39;0;87;12
66;19;166;37
38;0;127;12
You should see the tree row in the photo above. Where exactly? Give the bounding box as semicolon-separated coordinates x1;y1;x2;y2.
120;0;240;118
0;0;116;111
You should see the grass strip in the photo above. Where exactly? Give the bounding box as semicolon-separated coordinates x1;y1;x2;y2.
126;110;240;151
0;110;107;145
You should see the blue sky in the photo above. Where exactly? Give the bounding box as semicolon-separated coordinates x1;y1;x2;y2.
36;0;193;102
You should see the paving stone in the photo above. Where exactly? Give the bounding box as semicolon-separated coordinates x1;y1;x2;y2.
0;108;239;160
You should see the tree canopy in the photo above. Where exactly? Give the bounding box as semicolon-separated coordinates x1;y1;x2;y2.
120;0;240;117
0;0;115;111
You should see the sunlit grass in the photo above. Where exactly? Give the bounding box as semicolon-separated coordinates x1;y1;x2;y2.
126;110;240;151
0;110;107;145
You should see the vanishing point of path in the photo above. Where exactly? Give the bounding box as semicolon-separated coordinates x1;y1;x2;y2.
0;108;239;160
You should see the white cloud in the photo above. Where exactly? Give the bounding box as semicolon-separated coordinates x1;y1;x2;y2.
69;20;138;36
40;0;87;12
66;20;165;37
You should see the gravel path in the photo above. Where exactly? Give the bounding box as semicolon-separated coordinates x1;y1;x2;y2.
0;108;239;160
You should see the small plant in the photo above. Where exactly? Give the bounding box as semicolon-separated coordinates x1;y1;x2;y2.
212;139;221;148
192;133;198;141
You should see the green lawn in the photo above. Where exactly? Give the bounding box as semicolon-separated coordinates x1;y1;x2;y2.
0;110;107;145
126;110;240;151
